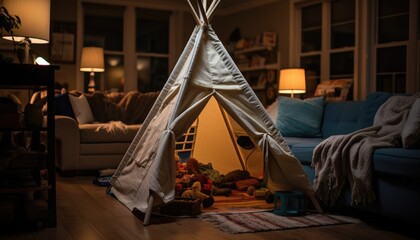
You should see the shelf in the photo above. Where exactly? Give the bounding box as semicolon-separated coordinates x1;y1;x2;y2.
234;46;275;55
0;127;48;131
239;63;280;72
0;185;51;194
0;63;57;228
232;34;279;107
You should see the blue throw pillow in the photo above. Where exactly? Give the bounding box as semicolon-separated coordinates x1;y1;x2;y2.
55;93;75;119
276;96;325;137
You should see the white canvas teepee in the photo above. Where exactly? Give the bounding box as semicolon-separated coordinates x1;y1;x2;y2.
109;0;321;225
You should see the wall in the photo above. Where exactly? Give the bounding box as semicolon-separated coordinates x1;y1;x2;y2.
49;0;78;90
212;1;290;68
46;1;290;92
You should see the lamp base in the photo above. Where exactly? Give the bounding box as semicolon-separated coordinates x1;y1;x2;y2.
88;71;96;93
17;38;33;64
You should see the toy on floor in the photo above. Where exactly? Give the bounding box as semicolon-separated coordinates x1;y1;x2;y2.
181;181;214;208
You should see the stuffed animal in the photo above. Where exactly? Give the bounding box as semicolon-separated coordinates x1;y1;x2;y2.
181;181;214;208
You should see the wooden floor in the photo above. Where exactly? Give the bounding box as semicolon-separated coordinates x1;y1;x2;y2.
1;175;415;240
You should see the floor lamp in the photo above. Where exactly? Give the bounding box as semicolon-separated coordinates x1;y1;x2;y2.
278;68;306;98
80;47;105;93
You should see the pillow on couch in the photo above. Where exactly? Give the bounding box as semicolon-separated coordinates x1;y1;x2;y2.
401;98;420;148
55;93;75;119
276;96;325;137
69;94;95;124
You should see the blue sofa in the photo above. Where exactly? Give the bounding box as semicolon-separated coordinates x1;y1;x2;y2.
279;92;420;226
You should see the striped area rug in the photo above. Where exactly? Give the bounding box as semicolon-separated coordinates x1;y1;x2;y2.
200;212;361;234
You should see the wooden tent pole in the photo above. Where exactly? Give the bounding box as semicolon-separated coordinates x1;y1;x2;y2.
306;191;323;213
218;105;247;170
206;0;217;16
311;196;323;213
187;0;201;25
196;0;209;26
207;0;221;21
203;0;207;11
143;191;155;226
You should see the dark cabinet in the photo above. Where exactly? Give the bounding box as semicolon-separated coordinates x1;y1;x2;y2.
0;64;58;230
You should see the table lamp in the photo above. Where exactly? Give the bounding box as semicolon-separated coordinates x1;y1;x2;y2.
80;47;105;93
2;0;51;64
278;68;306;98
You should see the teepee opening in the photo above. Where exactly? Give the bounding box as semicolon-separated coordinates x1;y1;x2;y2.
175;96;264;177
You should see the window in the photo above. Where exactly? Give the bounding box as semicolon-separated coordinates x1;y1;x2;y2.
82;2;172;93
299;0;355;98
175;121;198;163
293;0;419;97
374;0;410;93
83;3;125;92
300;3;322;97
136;8;170;92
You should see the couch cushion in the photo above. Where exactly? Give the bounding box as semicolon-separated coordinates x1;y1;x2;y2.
373;148;420;178
55;93;75;119
321;92;393;139
276;96;325;137
69;94;95;124
80;142;131;155
401;98;420;149
356;92;393;130
321;101;362;138
284;137;324;164
79;123;141;143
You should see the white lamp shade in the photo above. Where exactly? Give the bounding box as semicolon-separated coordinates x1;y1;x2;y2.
80;47;105;72
278;68;306;94
2;0;51;44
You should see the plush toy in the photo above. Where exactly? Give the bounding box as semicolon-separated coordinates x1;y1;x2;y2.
181;181;214;208
174;153;181;172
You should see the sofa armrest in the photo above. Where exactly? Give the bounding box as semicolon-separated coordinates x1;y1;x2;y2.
55;115;80;172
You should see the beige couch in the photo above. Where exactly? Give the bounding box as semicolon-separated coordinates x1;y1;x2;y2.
54;91;159;176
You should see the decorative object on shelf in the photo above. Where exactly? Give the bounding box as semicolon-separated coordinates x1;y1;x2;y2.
314;79;353;102
80;47;105;93
1;0;50;64
0;5;21;34
232;32;279;106
261;32;276;49
0;3;21;63
278;68;306;98
34;56;50;65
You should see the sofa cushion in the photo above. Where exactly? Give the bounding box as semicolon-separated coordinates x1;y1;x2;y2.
284;137;324;164
321;101;362;138
276;96;325;137
79;123;140;143
69;94;95;124
356;92;393;130
55;93;75;119
321;92;393;139
373;148;420;178
80;142;131;155
401;98;420;149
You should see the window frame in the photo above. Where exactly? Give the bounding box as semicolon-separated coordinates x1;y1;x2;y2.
290;0;419;99
76;0;185;92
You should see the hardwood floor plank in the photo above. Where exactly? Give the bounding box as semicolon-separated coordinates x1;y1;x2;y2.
0;175;415;240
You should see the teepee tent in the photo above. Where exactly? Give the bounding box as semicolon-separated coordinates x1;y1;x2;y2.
109;0;321;225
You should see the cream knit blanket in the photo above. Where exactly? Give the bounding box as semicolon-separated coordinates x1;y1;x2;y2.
312;93;420;205
95;121;128;134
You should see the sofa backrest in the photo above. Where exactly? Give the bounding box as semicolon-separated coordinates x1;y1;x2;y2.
321;92;393;138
